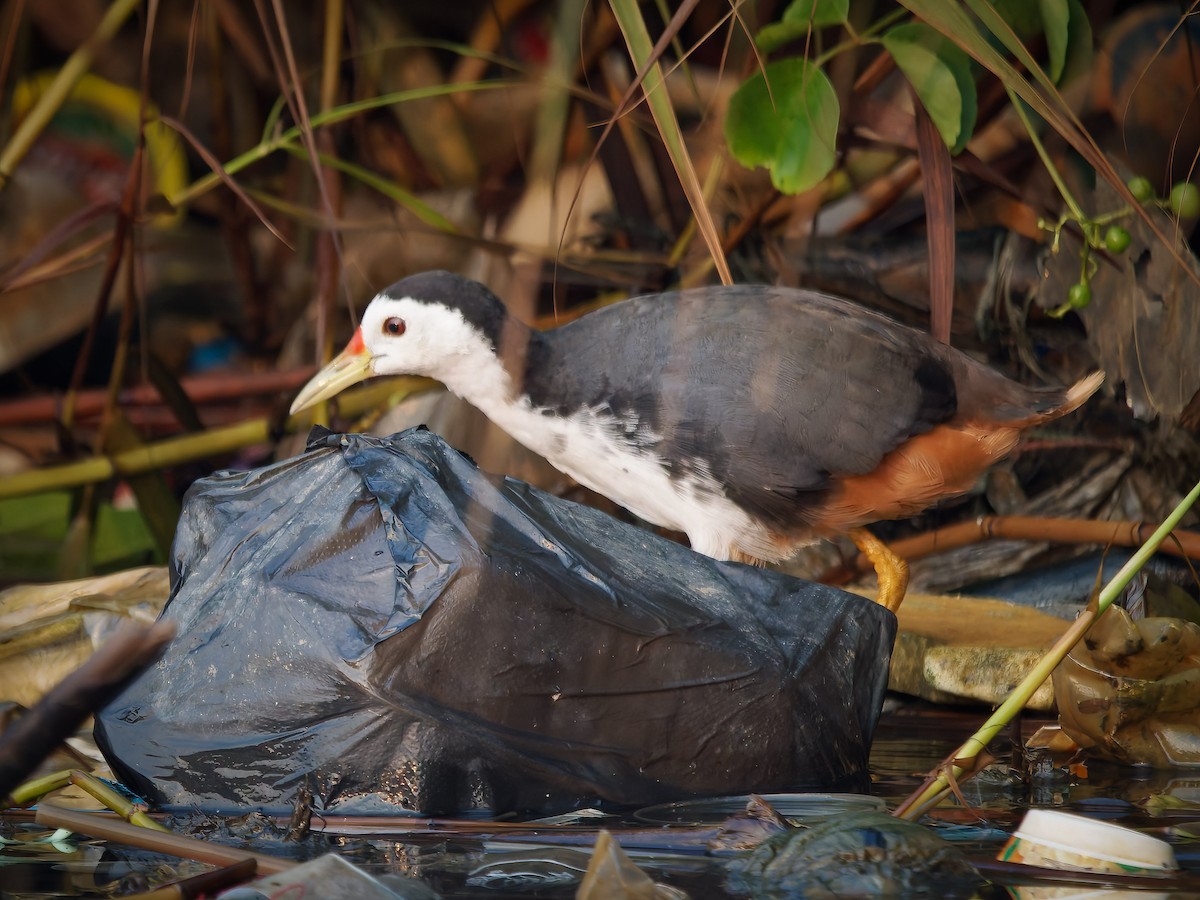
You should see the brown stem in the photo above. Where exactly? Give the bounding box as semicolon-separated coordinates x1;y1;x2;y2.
35;805;294;875
822;515;1200;584
0;368;316;427
61;149;142;432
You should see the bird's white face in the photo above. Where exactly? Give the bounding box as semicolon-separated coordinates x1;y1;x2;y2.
359;295;493;380
289;293;502;415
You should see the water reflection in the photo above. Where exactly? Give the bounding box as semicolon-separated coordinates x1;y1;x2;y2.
6;709;1200;897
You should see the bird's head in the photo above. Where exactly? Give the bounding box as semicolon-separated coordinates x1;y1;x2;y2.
289;271;511;415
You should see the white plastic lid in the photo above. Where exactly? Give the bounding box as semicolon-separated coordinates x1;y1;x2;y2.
1013;809;1177;871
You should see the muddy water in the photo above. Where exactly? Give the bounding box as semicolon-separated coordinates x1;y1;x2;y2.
3;706;1199;897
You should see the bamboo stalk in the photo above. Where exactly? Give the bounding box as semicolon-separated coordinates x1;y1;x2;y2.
0;376;432;500
0;368;317;427
0;0;143;188
70;770;168;831
7;769;72;807
319;0;343;114
36;805;295;875
893;478;1200;820
0;420;268;500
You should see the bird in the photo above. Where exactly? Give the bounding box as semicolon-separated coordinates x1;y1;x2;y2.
290;271;1103;611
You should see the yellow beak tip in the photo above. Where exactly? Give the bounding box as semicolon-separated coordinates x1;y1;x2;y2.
288;348;375;417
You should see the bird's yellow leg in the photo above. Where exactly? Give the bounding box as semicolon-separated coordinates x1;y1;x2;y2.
849;527;909;613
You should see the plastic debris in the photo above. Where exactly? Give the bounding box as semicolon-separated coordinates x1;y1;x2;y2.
216;853;438;899
1055;605;1200;767
725;810;981;898
577;830;687;900
96;429;895;816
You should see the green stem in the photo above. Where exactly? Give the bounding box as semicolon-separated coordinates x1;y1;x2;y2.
277;144;458;232
168;81;510;211
1008;86;1085;222
896;477;1200;820
7;770;72;806
71;770;169;832
817;8;906;66
859;6;908;39
1091;207;1132;227
816;36;869;67
1093;483;1200;612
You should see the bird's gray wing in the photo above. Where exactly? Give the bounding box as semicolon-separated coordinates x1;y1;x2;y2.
534;286;958;526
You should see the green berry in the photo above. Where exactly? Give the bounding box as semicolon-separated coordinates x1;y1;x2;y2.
1170;182;1200;217
1068;281;1092;309
1127;176;1154;203
1104;225;1131;253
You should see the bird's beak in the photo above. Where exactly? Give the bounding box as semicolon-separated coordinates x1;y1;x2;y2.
289;328;375;415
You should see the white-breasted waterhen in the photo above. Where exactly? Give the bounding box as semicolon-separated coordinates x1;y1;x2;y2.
290;271;1103;611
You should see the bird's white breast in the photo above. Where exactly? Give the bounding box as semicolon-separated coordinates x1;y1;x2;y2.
424;307;782;562
480;396;781;561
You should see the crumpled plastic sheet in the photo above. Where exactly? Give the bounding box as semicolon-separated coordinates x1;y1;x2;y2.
96;428;896;816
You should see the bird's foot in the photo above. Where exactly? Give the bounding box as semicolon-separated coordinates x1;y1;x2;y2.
849;527;909;613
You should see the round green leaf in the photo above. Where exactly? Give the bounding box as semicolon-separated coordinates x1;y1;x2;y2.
782;0;849;27
882;23;977;154
725;58;840;194
756;0;850;53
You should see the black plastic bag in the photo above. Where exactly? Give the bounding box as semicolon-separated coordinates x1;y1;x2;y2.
96;428;895;816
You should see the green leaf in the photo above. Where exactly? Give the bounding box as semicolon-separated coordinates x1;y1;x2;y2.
279;144;459;233
92;503;157;568
1037;0;1070;81
755;22;805;54
0;493;71;581
1059;0;1093;85
783;0;849;27
755;0;849;53
725;58;839;194
0;491;70;539
991;0;1088;84
992;0;1041;41
895;0;1072;142
882;23;977;154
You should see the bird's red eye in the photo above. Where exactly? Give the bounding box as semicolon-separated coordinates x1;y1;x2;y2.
383;317;406;336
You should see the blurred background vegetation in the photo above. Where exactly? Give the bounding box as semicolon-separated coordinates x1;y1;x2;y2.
0;0;1198;588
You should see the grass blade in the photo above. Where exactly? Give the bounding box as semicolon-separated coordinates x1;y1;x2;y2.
609;0;732;284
